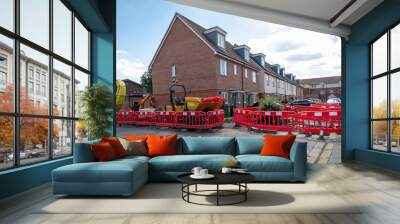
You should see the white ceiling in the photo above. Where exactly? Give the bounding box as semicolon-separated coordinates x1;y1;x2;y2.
168;0;384;38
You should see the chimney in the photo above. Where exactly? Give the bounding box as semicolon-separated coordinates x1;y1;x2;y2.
251;53;266;68
203;26;227;49
234;44;251;62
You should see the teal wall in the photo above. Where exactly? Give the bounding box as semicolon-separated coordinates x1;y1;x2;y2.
343;0;400;170
0;0;116;200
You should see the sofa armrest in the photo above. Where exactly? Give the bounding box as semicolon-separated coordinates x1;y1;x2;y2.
73;140;100;163
289;141;307;182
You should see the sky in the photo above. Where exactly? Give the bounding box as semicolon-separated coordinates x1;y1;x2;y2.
117;0;341;83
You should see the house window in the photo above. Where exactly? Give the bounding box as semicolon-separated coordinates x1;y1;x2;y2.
0;55;7;67
252;71;256;83
28;81;34;93
370;23;400;153
233;64;237;75
244;68;247;78
0;71;6;85
217;33;225;48
28;67;34;80
244;50;249;61
171;65;176;77
220;59;227;76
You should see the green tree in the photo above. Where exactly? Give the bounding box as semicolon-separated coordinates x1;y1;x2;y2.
140;69;152;94
79;84;113;140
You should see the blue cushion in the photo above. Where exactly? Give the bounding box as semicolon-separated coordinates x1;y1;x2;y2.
149;154;235;172
180;137;235;155
236;136;264;155
73;139;100;163
236;155;293;172
53;159;147;183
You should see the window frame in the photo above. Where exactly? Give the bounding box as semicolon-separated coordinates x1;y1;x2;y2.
219;59;227;76
171;64;176;77
252;71;256;83
370;21;400;154
0;0;92;171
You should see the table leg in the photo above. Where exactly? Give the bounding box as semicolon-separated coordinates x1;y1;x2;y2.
195;184;198;192
217;184;219;206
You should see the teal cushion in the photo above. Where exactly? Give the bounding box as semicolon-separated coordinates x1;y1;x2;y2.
149;154;235;172
180;137;235;155
53;159;147;183
236;155;293;172
73;139;101;163
236;136;264;155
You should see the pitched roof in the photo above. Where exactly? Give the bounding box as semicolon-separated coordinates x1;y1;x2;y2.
299;76;341;85
176;13;261;70
149;13;301;86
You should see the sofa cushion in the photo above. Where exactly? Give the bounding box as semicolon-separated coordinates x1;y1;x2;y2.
101;137;127;158
260;135;296;159
90;142;118;162
236;136;263;155
147;135;177;157
73;140;100;163
53;158;147;183
236;155;293;172
149;154;235;172
180;137;235;155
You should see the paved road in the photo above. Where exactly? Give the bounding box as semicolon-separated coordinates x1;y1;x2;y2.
117;123;341;164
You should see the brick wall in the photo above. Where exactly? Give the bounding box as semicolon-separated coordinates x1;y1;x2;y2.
151;19;218;107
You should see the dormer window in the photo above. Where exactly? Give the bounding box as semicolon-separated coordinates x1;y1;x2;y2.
217;33;225;48
261;60;265;67
204;26;227;49
244;50;249;61
233;45;251;62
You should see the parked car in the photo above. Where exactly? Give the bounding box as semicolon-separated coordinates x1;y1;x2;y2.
327;98;341;104
308;98;321;104
290;99;315;106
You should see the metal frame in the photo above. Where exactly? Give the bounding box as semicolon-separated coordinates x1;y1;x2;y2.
0;0;92;171
369;20;400;154
181;183;249;206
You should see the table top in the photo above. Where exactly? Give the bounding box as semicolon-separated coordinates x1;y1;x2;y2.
177;172;255;185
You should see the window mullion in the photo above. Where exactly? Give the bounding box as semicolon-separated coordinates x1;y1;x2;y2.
13;0;21;167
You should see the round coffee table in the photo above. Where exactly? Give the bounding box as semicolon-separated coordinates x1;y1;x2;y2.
177;173;255;206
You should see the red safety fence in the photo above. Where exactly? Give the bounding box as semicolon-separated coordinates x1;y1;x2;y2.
285;103;341;112
116;109;224;129
234;108;341;134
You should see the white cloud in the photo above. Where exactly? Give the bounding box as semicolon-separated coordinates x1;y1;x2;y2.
116;49;129;55
117;56;147;83
246;23;341;79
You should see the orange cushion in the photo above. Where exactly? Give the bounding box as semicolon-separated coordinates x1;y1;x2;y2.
260;135;296;159
124;135;149;141
101;137;127;158
91;142;117;162
146;135;177;157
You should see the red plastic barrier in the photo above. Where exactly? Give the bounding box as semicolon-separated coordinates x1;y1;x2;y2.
116;109;224;129
234;108;341;134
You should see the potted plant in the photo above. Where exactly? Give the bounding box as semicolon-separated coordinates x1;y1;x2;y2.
79;84;113;140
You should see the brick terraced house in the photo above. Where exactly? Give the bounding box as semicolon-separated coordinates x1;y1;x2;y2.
299;76;341;101
150;13;302;108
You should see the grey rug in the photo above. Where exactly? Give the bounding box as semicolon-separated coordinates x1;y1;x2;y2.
38;183;362;214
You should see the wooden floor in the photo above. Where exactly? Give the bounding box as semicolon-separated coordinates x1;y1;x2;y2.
1;162;400;224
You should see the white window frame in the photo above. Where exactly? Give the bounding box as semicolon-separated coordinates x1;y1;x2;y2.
171;65;176;77
220;59;227;76
244;68;248;78
252;71;256;83
217;33;225;48
233;64;237;75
